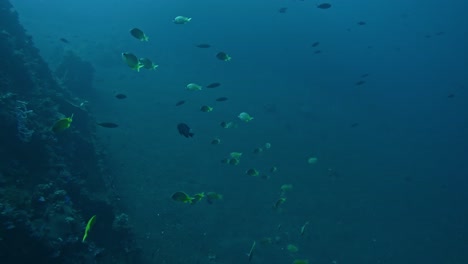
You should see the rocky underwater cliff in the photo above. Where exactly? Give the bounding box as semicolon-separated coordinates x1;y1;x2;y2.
0;1;142;263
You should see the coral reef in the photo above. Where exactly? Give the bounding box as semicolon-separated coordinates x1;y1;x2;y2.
0;1;142;263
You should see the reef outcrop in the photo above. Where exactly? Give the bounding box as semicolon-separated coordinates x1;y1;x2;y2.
0;1;142;263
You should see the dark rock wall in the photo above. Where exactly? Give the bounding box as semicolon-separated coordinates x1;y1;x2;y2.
0;1;142;263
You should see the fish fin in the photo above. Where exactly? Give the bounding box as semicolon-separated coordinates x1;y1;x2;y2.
137;63;144;72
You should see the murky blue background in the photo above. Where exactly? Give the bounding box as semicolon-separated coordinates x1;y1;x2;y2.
10;0;468;263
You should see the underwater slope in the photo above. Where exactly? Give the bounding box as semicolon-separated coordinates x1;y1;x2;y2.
0;1;143;263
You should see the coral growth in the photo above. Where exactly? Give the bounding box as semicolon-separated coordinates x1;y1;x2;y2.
14;100;35;142
0;1;142;263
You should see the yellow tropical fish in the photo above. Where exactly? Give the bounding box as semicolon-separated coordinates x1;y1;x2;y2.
129;28;148;41
171;191;194;204
82;215;96;242
300;221;310;236
206;192;223;204
247;240;256;262
287;244;299;253
273;197;286;210
51;114;74;133
280;184;293;195
122;52;144;72
246;168;259;177
191;192;205;204
230;152;242;159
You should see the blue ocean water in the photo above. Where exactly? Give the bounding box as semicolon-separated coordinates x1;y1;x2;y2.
10;0;468;263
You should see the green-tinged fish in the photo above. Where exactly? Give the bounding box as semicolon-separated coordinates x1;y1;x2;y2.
130;28;148;41
287;244;299;253
293;259;309;264
259;237;273;245
220;121;236;128
222;157;240;165
273;197;286;210
171;191;194;204
173;16;192;24
51;114;74;133
300;221;309;236
238;112;253;122
191;192;205;204
270;166;278;173
228;158;240;165
246;168;259;177
200;105;213;112
264;142;272;149
253;147;263;154
247;241;256;262
186;83;202;91
122;52;144;71
216;52;231;61
97;122;119;128
211;138;221;145
280;184;293;192
82;215;96;242
230;152;242;159
307;157;318;164
139;58;158;70
280;184;293;195
206;192;223;204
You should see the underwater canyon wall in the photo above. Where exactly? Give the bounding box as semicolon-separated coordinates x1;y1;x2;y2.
0;1;142;263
